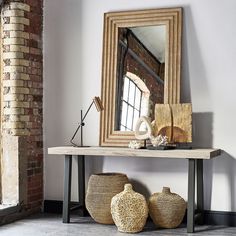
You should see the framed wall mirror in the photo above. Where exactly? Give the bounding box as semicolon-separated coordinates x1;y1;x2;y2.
100;8;182;146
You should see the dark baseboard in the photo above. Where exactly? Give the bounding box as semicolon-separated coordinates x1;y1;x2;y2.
204;210;236;227
43;200;89;216
43;200;63;214
43;200;236;227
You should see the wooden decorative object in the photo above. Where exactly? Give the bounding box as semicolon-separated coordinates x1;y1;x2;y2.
100;8;183;147
111;184;148;233
85;173;129;224
149;187;186;229
154;103;192;143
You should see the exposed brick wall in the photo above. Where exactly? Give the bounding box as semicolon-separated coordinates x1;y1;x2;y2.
1;0;43;211
117;28;164;120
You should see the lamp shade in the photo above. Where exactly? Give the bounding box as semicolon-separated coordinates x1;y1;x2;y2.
93;96;104;112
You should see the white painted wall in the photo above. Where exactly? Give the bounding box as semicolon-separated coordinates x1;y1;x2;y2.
44;0;236;211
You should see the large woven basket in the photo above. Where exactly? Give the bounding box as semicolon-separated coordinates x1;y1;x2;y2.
85;173;129;224
149;187;186;228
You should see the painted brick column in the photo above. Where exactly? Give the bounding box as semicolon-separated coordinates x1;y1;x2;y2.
1;0;43;212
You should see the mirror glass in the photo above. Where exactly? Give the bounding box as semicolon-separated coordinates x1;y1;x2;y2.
115;25;166;131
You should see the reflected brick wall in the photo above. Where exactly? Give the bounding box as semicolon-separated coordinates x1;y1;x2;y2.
117;28;164;119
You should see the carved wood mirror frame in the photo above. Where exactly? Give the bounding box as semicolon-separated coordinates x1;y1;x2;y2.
100;8;182;146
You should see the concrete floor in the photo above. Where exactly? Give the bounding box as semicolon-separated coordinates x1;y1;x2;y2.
0;214;235;236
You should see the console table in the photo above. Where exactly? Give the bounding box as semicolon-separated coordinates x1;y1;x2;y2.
48;146;221;233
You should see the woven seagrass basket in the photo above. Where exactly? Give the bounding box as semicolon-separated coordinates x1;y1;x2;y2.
85;173;129;224
149;187;186;229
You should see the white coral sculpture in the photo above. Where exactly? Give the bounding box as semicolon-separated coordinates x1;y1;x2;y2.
128;140;142;149
149;134;168;147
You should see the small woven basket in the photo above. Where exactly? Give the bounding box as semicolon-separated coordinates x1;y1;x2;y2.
149;187;186;229
85;173;129;224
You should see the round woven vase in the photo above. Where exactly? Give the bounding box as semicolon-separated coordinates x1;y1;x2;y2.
85;173;129;224
111;183;148;233
149;187;186;229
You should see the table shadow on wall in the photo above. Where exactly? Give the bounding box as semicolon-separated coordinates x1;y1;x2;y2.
204;151;236;212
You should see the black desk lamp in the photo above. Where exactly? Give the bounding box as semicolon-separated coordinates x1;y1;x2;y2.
70;96;103;147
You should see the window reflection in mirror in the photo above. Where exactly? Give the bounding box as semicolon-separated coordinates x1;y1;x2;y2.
115;25;166;131
119;73;150;131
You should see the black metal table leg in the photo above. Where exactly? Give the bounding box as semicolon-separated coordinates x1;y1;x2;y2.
187;159;195;233
63;155;72;223
196;159;204;225
77;155;86;216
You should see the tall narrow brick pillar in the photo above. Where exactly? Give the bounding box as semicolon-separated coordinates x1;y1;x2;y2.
1;0;43;212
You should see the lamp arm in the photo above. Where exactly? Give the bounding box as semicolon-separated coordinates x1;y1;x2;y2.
70;122;82;143
81;100;94;122
70;100;95;146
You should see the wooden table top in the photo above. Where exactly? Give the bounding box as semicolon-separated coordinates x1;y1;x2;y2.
48;146;221;160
